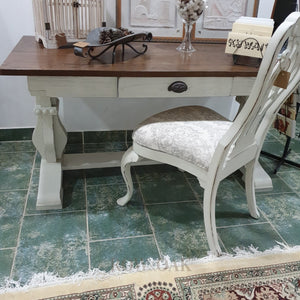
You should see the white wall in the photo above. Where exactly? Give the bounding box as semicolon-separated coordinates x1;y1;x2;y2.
257;0;275;18
0;1;36;128
62;96;238;131
0;0;275;131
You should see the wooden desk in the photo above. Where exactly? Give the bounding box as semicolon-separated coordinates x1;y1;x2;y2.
0;36;271;210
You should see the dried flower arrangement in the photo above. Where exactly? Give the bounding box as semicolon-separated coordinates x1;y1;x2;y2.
177;0;205;23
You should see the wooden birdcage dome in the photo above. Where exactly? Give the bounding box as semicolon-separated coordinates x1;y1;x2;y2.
32;0;105;48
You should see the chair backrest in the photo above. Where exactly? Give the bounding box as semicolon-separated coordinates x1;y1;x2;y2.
214;12;300;175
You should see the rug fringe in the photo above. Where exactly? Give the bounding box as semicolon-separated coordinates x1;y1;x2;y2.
1;244;300;294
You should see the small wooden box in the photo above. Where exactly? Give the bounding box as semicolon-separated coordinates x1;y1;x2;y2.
32;0;105;48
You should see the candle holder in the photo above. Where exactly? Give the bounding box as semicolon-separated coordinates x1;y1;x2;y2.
176;0;205;53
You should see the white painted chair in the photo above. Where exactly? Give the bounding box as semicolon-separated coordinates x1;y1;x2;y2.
117;12;300;256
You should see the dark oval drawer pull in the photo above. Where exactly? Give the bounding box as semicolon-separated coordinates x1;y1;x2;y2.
168;81;188;93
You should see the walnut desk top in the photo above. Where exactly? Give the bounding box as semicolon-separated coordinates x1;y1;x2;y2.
0;36;258;78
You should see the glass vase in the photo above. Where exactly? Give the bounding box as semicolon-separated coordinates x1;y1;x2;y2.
176;0;205;53
176;21;195;53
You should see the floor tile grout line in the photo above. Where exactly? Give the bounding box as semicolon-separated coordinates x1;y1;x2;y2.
145;200;199;206
263;135;288;145
218;212;290;249
183;172;204;208
9;150;37;279
256;208;290;247
0;140;34;145
89;234;155;243
233;175;246;192
260;154;300;171
257;191;296;196
82;132;85;153
0;140;33;142
217;236;228;253
0;247;16;251
276;166;300;173
85;182;133;188
217;221;270;229
217;212;289;247
276;173;300;196
125;131;129;148
82;132;85;146
84;172;91;271
25;209;86;217
135;169;163;260
183;172;228;254
0;151;36;154
141;199;163;260
0;189;28;192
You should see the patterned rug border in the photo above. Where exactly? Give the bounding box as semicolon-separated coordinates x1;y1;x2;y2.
176;260;300;299
1;245;300;300
39;260;300;300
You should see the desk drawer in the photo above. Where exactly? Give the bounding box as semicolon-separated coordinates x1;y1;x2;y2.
28;76;118;97
118;77;233;98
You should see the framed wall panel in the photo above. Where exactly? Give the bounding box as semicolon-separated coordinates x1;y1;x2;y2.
194;0;260;43
116;0;184;41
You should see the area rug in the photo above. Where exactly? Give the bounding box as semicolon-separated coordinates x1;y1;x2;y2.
1;248;300;300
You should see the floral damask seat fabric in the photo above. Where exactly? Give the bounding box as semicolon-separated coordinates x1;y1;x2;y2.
116;12;300;256
133;106;232;170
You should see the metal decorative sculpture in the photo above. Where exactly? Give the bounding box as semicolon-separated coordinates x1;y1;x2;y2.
74;27;152;63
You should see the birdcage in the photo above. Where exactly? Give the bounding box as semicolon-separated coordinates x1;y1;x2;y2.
32;0;105;48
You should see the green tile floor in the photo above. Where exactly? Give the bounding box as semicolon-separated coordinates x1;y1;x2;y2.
0;124;299;288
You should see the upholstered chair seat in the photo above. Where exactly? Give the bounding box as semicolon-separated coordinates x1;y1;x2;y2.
133;106;232;170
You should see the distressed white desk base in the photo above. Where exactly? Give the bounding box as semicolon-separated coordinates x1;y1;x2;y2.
37;152;160;209
28;76;273;210
37;152;273;210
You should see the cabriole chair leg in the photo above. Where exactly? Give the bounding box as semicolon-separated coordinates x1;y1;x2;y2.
203;181;222;256
117;147;141;206
245;160;260;219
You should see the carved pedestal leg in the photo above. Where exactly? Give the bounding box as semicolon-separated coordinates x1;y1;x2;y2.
37;159;63;210
32;96;67;209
